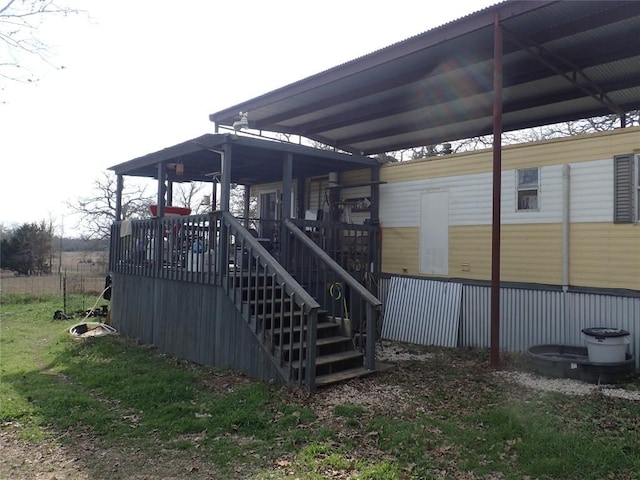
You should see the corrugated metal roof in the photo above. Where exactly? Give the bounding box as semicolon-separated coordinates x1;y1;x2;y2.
210;1;640;155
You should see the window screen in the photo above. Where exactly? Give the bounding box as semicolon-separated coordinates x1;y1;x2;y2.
517;167;539;211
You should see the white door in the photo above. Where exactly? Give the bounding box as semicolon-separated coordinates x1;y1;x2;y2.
419;190;449;275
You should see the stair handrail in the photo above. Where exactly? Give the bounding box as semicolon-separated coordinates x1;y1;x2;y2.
284;219;381;371
223;213;320;311
284;219;382;308
223;213;319;391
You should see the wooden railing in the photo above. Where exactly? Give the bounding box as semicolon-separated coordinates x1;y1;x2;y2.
109;213;218;283
284;219;382;370
109;213;321;390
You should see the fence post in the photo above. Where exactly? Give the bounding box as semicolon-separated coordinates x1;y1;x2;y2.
63;272;67;315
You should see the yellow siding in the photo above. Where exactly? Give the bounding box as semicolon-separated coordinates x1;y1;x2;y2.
383;225;562;283
500;225;563;284
448;226;492;280
307;178;328;211
382;223;639;290
570;223;640;290
340;168;371;185
250;181;282;197
380;127;640;183
381;227;420;276
449;224;563;284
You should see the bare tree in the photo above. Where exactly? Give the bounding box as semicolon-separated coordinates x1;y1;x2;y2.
173;181;211;215
67;172;154;240
397;111;640;160
1;0;85;85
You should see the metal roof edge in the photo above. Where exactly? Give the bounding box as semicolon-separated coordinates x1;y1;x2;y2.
108;132;378;175
108;133;225;173
209;0;554;126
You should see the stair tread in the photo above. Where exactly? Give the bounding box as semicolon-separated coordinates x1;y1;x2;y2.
292;321;339;332
292;350;363;369
280;335;351;350
251;309;329;320
315;366;377;386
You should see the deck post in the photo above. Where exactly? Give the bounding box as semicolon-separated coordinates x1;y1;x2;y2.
365;302;376;370
306;307;318;392
218;143;232;279
370;165;381;296
115;174;123;221
155;162;167;271
243;185;251;228
280;152;293;268
166;178;173;206
220;142;231;213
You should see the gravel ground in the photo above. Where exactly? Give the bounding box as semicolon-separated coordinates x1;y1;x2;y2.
376;340;434;362
495;370;640;400
376;340;640;401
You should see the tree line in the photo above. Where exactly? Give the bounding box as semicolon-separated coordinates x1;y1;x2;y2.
1;221;53;275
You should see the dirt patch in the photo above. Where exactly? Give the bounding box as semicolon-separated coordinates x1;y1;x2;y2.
0;422;222;480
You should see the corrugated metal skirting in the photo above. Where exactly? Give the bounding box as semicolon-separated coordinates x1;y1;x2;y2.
460;285;640;370
380;275;640;370
381;276;461;347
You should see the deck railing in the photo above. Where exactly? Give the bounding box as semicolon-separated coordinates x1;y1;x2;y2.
109;213;321;390
284;219;382;370
110;214;219;283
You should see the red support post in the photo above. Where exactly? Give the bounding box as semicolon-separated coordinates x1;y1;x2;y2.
490;12;503;369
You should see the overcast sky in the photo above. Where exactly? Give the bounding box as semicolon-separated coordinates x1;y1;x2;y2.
0;0;496;236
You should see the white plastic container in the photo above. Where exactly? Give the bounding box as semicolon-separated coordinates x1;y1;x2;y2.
187;251;212;273
582;328;630;363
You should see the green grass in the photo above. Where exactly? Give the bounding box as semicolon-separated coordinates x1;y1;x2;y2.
2;293;640;479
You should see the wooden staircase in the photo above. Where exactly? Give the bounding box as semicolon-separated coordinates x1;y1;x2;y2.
230;271;376;388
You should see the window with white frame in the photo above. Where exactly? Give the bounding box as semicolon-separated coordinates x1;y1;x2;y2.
516;167;540;211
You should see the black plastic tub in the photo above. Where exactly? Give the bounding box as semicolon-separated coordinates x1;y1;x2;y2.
527;344;635;384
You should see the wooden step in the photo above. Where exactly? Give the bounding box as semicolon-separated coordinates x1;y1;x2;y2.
315;366;376;387
251;308;329;323
279;335;351;351
289;321;340;334
292;350;363;370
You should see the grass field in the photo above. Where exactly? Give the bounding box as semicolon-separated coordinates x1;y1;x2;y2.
1;294;640;479
1;251;108;314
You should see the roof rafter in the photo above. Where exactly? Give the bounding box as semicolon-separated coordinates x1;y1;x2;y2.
501;26;626;117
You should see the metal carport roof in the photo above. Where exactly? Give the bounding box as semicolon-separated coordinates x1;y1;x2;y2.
209;0;640;155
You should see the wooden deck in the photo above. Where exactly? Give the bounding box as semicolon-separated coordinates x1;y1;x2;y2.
109;212;382;391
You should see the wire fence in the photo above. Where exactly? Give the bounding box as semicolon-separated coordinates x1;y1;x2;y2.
1;265;109;315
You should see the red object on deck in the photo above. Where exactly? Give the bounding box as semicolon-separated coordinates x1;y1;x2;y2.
149;205;192;217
